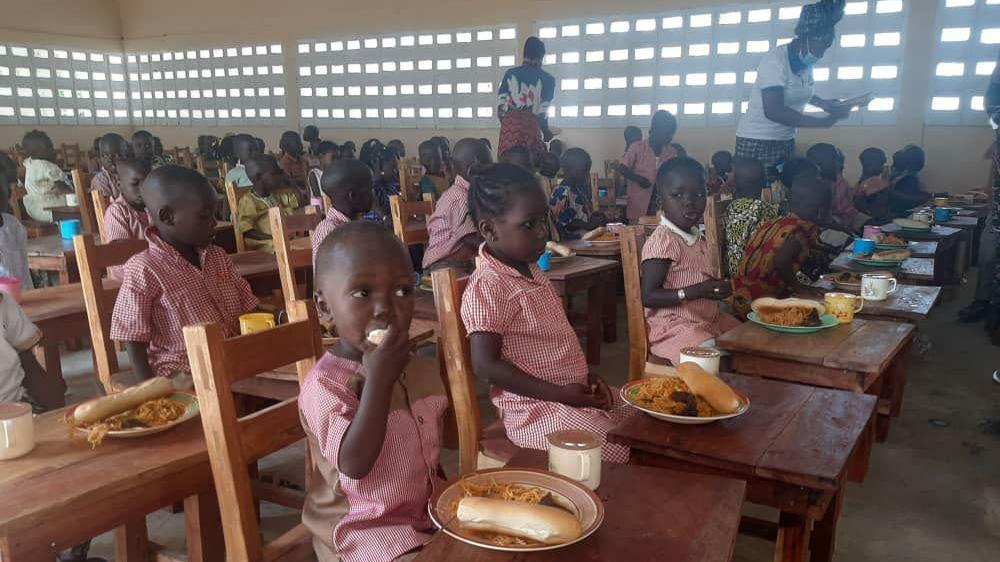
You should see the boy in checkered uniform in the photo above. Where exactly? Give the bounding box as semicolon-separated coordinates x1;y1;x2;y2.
111;165;258;389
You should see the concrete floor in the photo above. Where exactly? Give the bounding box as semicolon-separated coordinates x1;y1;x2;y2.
58;270;1000;561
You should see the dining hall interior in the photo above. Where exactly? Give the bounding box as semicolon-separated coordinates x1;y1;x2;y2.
0;0;998;561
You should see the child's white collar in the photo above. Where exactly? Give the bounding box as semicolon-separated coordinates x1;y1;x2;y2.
659;214;701;246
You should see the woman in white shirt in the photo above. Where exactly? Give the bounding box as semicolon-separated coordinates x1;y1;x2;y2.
735;0;851;181
21;130;71;222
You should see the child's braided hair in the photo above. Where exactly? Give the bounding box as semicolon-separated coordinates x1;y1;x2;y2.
466;162;541;224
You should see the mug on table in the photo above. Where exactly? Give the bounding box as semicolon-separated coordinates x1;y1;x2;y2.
679;347;721;375
861;274;898;301
934;207;954;223
547;429;602;490
0;402;35;461
862;225;881;240
239;312;276;335
853;238;876;257
824;292;864;323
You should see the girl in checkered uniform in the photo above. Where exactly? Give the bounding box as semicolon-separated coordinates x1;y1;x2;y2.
461;163;632;463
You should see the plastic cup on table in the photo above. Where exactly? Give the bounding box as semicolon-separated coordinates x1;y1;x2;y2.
58;219;81;240
852;238;875;257
537;251;552;272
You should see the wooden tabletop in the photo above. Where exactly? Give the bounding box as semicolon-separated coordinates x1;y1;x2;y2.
545;256;620;281
879;223;962;242
26;223;235;260
415;449;745;562
804;284;941;322
830;252;935;284
716;317;915;375
611;375;876;491
563;239;622;258
940;216;979;230
847;240;936;258
230;250;279;278
21;280;118;323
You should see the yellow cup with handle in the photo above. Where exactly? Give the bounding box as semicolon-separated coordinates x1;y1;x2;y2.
239;312;276;335
824;293;864;324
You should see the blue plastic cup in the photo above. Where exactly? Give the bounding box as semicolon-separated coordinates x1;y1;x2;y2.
853;238;876;257
537;250;552;271
933;207;953;223
59;219;81;240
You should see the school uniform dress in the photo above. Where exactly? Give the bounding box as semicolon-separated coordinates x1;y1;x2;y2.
422;175;477;271
0;292;42;403
22;157;68;222
461;246;632;463
0;213;34;291
236;191;296;253
622;142;678;222
110;229;258;385
91;168;121;200
103;200;151;280
642;221;741;364
311;207;352;257
299;353;447;562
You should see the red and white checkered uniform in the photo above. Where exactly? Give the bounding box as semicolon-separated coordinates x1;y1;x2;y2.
642;225;741;364
104;199;151;280
110;229;258;377
421;176;478;270
311;207;351;257
461;246;631;463
300;352;446;562
91;169;120;200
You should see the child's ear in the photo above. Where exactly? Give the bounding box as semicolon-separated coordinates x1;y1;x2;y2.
478;219;497;242
313;290;334;324
158;206;175;226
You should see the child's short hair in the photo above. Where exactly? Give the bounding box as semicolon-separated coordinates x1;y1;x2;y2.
523;37;546;60
780;158;820;189
117;157;152;177
467;163;541;223
624;126;642;143
419;140;439;157
99;132;128;155
245;154;278;179
656;156;705;188
321;159;374;199
0;152;17;185
142;165;214;213
859;147;886;166
315;220;408;278
560;147;592;173
895;145;925;173
651;110;678;134
316;141;339;157
132;130;153;143
22;130;53;158
303;125;320;143
279;131;302;153
711;150;733;169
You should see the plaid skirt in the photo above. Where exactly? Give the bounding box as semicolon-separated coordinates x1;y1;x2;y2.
735;137;796;181
498;109;545;164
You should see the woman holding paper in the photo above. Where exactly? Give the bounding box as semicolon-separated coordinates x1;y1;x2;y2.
735;0;866;181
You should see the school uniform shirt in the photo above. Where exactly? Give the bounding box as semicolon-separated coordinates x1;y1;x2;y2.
461;245;631;463
110;229;258;378
225;164;252;188
91;168;121;200
299;353;447;562
642;221;741;364
104;199;150;243
622;141;678;222
22;157;68;222
0;213;34;291
421;175;477;270
311;207;352;257
831;175;861;229
0;292;42;403
236;190;296;253
549;183;592;241
278;152;309;186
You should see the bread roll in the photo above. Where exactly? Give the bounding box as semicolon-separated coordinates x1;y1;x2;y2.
893;218;929;229
872;249;910;261
750;297;826;316
72;377;174;424
546;241;572;257
582;227;606;241
456;497;583;545
676;362;742;414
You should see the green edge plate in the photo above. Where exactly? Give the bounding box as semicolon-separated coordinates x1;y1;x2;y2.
747;312;839;334
900;226;932;232
874;243;909;250
852;257;905;267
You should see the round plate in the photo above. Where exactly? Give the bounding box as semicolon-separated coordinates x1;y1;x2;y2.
747;312;840;333
852;257;905;267
550;252;576;263
67;391;199;440
428;468;604;552
620;379;750;425
820;273;862;290
585;239;619;247
874;243;909;250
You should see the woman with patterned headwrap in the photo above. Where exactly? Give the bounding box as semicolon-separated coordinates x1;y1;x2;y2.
496;36;556;165
736;0;866;181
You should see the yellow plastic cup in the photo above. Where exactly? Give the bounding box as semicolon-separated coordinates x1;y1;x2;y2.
934;197;949;207
824;293;864;324
239;312;276;335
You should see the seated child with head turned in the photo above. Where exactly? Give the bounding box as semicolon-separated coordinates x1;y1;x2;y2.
642;157;741;365
307;141;340;198
224;134;261;188
21;130;72;223
92;132;131;200
0;159;33;291
300;221;446;562
887;144;931;218
417;140;448;198
111;165;258;390
461;163;632;463
707;150;734;194
550;148;605;240
237;154;299;253
853;147;890;223
104;158;153;279
724;157;779;276
278;130;310;190
311;159;375;255
422;138;492;273
807;142;866;233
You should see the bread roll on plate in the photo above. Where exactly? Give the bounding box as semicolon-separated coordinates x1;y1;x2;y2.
750;297;825;316
750;297;826;327
676;362;742;414
581;227;606;241
456;497;582;545
546;241;572;257
72;377;174;425
871;249;910;261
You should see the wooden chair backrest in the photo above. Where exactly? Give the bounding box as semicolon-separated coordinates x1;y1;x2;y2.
398;158;424;201
430;268;480;475
196;155;223;177
389;194;435;246
620;226;649;382
184;300;321;562
321;194;332;212
270;206;322;309
74;234;149;393
60;143;83;171
703;195;732;278
226;181;251;253
70;169;97;234
91;189;110;240
163;148;179;163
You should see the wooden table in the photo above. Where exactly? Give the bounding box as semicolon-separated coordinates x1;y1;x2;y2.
230;250;283;297
804;284;942;323
879;223;964;284
563;239;621;259
716;318;915;441
846;240;937;258
415;449;746;562
830;252;935;285
0;410;224;562
47;205;82;225
610;375;877;562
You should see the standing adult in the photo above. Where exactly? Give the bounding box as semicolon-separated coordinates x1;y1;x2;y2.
735;0;853;180
497;36;555;165
618;111;679;222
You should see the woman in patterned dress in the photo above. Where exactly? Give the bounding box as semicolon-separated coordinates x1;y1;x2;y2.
496;37;555;165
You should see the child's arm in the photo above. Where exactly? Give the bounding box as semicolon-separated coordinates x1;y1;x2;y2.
337;325;411;479
469;332;609;410
123;341;156;382
19;349;65;410
640;258;732;308
243;229;273;240
617;164;651;188
773;237;820;295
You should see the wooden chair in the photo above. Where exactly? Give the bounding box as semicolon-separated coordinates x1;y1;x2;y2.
91;189;110;240
196;155;226;191
620;226;650;382
388;194;434;247
397;157;424;200
61;143;83;171
8;183;56;237
431;267;522;475
70;169;98;234
184;300;323;562
226;181;252;253
703;195;732;278
74;234;149;393
269;206;321;310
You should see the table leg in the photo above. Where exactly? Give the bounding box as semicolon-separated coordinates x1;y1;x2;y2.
847;415;875;483
585;283;603;365
809;488;845;562
114;517;150;562
184;493;225;562
774;511;810;562
885;340;913;418
601;274;617;344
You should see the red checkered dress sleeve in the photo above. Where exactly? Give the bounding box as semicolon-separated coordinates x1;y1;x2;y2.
300;368;357;470
460;274;518;335
103;203;132;243
110;255;158;342
641;226;681;263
